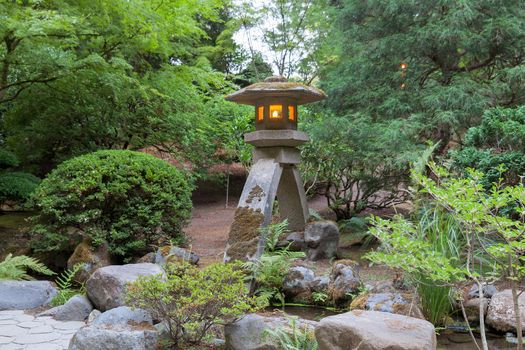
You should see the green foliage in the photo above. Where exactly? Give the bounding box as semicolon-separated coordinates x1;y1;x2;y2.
50;263;85;307
322;0;525;148
0;171;40;203
29;150;193;259
0;254;55;280
0;0;248;175
244;221;305;306
451;106;525;187
366;163;525;333
264;317;318;350
301;113;422;220
126;262;262;349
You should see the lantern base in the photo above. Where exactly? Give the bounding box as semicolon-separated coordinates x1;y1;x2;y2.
224;157;308;262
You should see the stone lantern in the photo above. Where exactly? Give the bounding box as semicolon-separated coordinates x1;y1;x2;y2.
224;76;326;262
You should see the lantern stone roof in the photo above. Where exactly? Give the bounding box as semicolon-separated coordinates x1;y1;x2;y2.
225;76;326;106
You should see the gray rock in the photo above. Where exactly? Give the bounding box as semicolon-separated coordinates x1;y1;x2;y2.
350;292;424;319
68;324;158;350
87;309;101;324
38;295;93;321
315;310;436;350
468;283;497;299
277;232;306;252
304;221;339;260
283;266;315;297
225;313;317;350
464;297;490;323
311;276;330;293
486;289;525;333
155;246;199;265
86;263;164;311
68;306;156;350
93;306;152;327
0;281;58;310
67;239;112;284
328;261;360;305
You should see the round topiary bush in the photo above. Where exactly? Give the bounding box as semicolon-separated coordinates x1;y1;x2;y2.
29;150;194;259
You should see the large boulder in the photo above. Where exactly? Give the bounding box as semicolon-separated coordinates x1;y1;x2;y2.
38;294;93;321
0;280;57;310
225;313;317;350
315;310;437;350
86;263;164;311
350;292;425;319
67;239;112;284
68;306;157;350
304;221;339;260
328;260;360;305
155;246;200;265
486;289;525;333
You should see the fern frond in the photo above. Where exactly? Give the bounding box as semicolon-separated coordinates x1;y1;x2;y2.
0;254;55;280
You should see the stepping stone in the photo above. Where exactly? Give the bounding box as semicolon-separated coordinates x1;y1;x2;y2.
0;335;14;344
17;321;41;328
0;310;24;316
0;325;26;337
13;332;60;344
29;325;54;334
0;343;24;350
0;319;18;325
26;343;63;350
52;320;85;330
12;314;35;322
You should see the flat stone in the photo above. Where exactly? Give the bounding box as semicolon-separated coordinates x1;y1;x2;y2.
12;314;35;322
0;343;24;350
17;321;41;328
0;325;26;337
26;343;63;350
0;310;24;317
0;335;14;344
0;319;18;325
13;332;60;344
0;281;57;310
29;325;54;334
52;320;85;330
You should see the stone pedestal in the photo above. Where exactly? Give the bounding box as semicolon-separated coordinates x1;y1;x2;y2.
224;131;309;262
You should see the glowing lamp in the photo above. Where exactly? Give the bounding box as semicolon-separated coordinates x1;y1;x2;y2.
225;76;325;131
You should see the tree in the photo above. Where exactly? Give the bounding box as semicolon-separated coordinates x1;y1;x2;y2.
450;106;525;187
367;163;525;350
0;0;245;175
322;0;525;150
300;112;421;220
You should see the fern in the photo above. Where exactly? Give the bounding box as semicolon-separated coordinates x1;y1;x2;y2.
0;254;55;280
261;219;290;252
264;317;318;350
50;263;85;306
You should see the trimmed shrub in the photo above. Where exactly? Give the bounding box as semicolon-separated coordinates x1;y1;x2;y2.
29;150;193;259
126;262;262;349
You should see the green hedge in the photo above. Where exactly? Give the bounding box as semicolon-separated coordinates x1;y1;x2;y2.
29;150;194;258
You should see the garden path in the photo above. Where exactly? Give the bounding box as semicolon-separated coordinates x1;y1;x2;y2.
0;310;84;350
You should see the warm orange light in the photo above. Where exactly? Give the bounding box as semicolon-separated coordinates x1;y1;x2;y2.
269;105;282;120
257;106;264;122
400;63;407;70
288;105;295;121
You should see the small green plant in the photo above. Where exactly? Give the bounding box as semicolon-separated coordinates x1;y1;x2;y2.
50;263;85;307
0;254;55;280
126;262;263;349
244;221;305;307
312;291;329;304
264;316;318;350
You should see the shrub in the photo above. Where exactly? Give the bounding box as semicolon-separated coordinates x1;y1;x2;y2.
450;106;525;187
29;150;193;259
0;148;40;203
264;317;318;350
126;262;262;349
50;263;85;307
0;254;55;280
